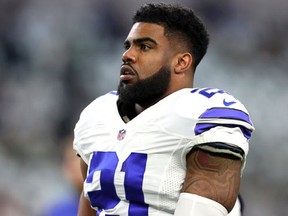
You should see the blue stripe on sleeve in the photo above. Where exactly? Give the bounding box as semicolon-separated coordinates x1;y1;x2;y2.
194;123;252;139
199;107;253;126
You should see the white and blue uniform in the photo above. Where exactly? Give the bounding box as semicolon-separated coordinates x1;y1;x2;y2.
73;88;254;216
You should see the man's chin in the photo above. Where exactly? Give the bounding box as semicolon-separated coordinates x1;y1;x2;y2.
119;80;135;89
117;65;171;106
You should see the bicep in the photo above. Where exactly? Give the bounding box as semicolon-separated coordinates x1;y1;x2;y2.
78;191;96;216
80;158;88;180
182;148;242;212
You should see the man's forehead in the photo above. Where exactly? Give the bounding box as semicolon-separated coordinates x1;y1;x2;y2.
126;22;166;40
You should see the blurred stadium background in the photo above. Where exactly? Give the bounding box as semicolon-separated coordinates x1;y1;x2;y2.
0;0;287;215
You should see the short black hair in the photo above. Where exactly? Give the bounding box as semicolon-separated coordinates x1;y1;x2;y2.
133;3;209;69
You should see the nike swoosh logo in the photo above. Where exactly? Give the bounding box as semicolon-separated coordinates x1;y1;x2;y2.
223;99;236;106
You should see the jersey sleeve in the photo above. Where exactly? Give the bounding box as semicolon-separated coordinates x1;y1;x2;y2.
73;99;97;164
193;107;254;159
189;88;255;161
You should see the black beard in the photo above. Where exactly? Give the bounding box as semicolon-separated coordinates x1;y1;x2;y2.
117;66;171;117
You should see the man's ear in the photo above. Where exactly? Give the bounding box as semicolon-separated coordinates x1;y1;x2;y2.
174;53;193;74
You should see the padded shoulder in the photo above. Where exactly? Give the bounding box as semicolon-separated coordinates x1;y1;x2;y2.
173;88;254;138
169;88;254;164
73;91;118;163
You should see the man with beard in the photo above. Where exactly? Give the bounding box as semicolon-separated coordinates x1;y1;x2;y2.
73;3;254;216
117;65;171;122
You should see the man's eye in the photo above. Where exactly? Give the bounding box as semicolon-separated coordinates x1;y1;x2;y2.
140;44;150;50
124;43;130;50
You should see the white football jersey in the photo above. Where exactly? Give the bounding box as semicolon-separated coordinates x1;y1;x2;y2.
73;88;254;216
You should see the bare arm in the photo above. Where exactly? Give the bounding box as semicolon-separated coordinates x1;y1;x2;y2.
77;159;96;216
182;148;242;212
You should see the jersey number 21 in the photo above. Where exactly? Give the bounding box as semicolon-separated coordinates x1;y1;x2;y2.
86;151;149;215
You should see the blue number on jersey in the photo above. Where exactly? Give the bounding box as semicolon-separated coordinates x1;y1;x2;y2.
86;151;149;216
191;88;225;98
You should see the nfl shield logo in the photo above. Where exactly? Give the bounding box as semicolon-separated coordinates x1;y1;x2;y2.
117;129;126;140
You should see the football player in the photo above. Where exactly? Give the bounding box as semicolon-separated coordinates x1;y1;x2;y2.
73;3;254;216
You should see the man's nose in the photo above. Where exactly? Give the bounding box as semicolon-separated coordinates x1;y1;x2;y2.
122;47;136;63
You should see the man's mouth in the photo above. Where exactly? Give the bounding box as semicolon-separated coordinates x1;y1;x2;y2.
120;65;137;83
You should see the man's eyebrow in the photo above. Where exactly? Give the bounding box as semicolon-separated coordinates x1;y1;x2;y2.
124;37;158;46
